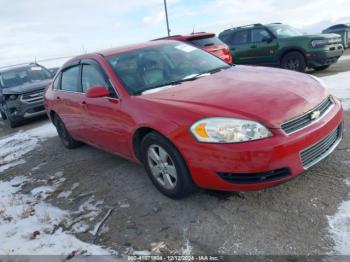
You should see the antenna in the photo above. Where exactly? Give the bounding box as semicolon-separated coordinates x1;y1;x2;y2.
163;0;171;36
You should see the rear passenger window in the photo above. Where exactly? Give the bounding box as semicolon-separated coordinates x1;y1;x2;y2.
232;30;249;45
82;65;109;93
61;66;80;92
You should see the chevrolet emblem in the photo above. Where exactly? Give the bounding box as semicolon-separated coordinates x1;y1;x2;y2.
310;110;321;120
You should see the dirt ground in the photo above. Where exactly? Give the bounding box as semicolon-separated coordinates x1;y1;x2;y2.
1;49;349;256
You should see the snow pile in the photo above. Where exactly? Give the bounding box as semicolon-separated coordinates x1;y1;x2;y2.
328;180;350;254
0;176;113;256
321;71;350;110
0;123;57;172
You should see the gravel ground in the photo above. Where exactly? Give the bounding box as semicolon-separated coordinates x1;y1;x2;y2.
0;51;349;256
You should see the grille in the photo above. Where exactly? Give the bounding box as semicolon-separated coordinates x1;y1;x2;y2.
21;89;45;103
300;124;342;169
281;96;334;134
217;168;291;184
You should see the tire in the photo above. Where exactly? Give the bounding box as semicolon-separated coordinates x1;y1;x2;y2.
314;65;330;71
53;114;81;149
281;51;306;72
0;110;6;120
141;132;197;199
2;110;20;128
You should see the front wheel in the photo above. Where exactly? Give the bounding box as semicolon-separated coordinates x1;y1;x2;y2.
281;51;306;72
141;132;196;199
53;114;82;149
2;110;20;128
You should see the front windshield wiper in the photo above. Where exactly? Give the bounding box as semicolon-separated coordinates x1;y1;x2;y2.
134;76;199;95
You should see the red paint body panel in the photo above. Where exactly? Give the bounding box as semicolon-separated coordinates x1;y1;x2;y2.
45;41;343;192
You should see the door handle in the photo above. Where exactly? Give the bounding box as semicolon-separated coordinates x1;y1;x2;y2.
80;101;87;107
250;45;257;48
56;96;61;100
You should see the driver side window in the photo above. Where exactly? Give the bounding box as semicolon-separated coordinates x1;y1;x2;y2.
251;28;271;43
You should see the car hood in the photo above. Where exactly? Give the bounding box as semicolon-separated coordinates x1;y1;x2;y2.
141;66;328;128
286;33;342;41
2;79;51;95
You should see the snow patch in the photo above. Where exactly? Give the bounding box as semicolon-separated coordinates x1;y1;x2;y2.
0;176;115;256
328;197;350;254
339;55;350;61
0;123;56;173
321;71;350;110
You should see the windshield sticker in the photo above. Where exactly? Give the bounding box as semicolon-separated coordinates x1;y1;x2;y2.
175;44;196;53
31;67;42;71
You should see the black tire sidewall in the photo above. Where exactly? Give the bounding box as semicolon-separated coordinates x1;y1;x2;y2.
281;51;306;72
3;109;19;128
53;114;80;149
141;132;196;199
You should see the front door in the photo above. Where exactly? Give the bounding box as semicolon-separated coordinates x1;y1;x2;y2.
80;62;131;158
247;28;279;65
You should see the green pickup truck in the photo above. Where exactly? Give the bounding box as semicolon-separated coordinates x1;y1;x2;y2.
218;23;344;72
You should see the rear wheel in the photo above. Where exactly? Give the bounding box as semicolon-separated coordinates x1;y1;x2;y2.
314;65;330;71
53;114;81;149
281;51;306;72
141;132;196;199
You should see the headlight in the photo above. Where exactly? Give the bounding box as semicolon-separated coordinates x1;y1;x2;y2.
190;117;272;143
310;75;327;89
311;39;328;48
7;94;18;100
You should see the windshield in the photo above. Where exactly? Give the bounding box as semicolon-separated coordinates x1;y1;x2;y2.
107;43;230;95
268;24;303;38
0;65;52;89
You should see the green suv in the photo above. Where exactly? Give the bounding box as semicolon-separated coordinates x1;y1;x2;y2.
218;23;344;72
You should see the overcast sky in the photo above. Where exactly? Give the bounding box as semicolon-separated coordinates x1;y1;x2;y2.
1;0;349;67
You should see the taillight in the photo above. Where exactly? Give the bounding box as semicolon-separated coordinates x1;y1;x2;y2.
223;48;233;64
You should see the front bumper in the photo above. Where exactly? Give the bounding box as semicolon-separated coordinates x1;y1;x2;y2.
306;46;344;67
175;99;343;191
5;98;46;121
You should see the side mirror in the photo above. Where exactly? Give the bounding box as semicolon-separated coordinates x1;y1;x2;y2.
262;36;273;43
86;85;109;98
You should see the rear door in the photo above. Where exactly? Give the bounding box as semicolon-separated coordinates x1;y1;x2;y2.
79;60;131;157
54;64;86;140
246;28;279;65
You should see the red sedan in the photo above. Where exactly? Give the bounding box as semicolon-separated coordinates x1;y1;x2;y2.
154;33;233;64
45;40;343;198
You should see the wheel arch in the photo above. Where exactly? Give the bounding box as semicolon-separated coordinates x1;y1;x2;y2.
132;126;178;162
278;47;307;64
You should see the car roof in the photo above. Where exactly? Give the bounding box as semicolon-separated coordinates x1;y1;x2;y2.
153;32;216;41
0;63;37;73
63;40;182;66
220;23;284;34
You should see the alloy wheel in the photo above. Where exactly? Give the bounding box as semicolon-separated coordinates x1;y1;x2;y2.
285;57;300;70
147;145;178;190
